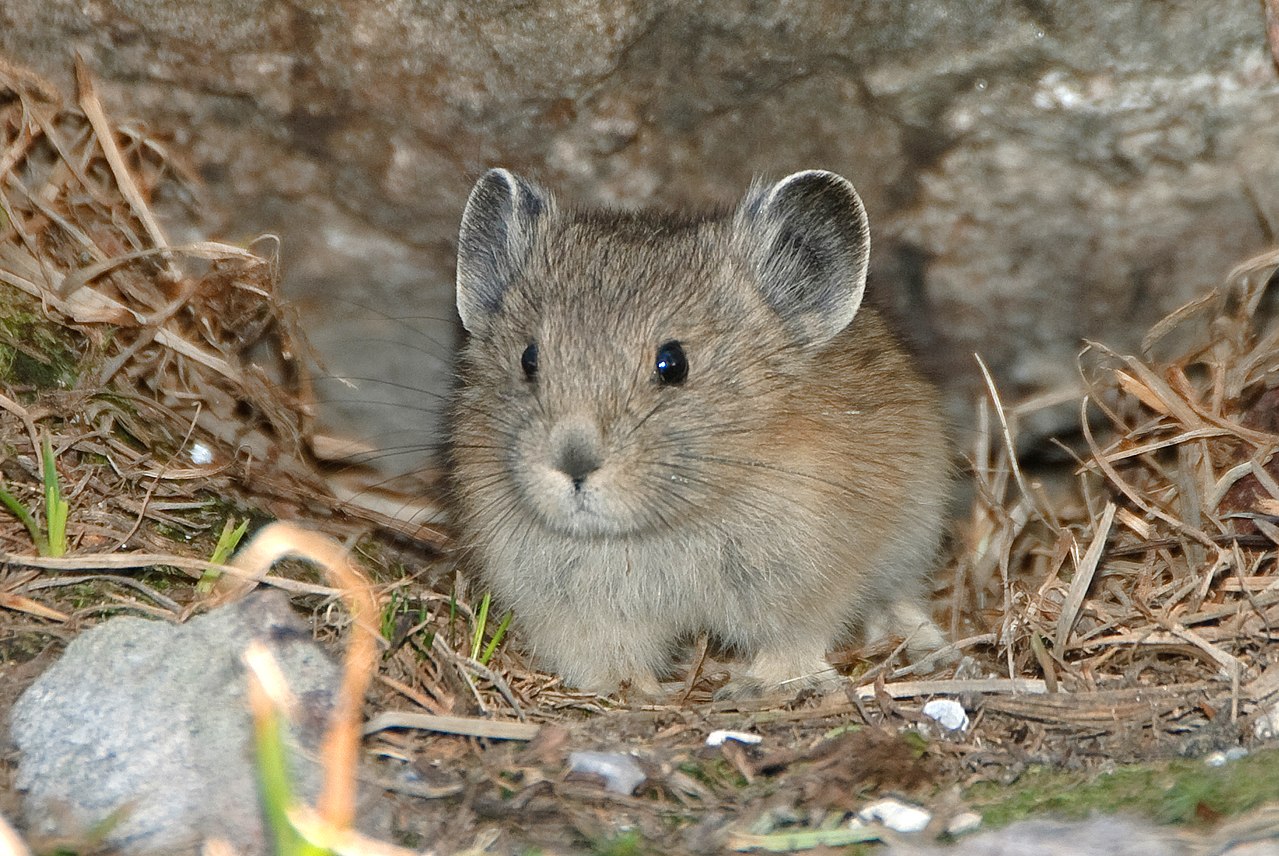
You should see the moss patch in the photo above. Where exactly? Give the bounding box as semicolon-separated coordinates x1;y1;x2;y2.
967;749;1279;828
0;290;84;391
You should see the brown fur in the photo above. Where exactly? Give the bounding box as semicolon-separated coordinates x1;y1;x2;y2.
448;171;949;697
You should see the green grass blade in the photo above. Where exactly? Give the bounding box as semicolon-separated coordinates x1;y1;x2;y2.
380;590;402;641
470;591;491;661
210;517;250;565
45;496;68;557
197;517;250;593
0;483;45;552
41;436;67;557
253;695;329;856
480;610;513;666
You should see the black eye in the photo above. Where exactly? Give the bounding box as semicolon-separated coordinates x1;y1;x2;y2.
520;342;538;379
654;340;688;385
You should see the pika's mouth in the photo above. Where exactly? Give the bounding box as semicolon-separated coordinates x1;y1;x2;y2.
519;464;641;539
512;421;650;538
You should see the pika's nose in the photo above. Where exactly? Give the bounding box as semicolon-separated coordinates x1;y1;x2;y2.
554;431;601;490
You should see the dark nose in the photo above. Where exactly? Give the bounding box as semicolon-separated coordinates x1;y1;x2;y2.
555;434;601;490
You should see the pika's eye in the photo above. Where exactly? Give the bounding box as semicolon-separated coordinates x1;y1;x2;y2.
654;340;688;385
520;342;538;379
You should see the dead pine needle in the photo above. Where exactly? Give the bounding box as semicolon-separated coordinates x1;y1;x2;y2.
974;352;1041;526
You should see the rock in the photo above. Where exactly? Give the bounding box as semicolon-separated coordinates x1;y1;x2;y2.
888;815;1191;855
8;591;389;855
566;750;646;795
0;1;1275;462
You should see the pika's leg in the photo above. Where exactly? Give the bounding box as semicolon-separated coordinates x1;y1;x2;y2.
715;640;841;700
526;617;668;697
864;600;947;661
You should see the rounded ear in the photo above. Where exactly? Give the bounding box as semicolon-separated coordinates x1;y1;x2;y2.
733;170;870;346
456;168;554;333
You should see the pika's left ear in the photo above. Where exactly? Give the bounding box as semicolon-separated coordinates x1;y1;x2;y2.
733;170;870;346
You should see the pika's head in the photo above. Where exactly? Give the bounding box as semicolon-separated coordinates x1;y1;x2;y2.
450;169;870;540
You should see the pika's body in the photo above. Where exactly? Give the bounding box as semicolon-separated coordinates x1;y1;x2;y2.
448;169;948;696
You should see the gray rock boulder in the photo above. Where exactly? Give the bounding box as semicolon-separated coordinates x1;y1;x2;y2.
9;591;387;854
890;815;1278;855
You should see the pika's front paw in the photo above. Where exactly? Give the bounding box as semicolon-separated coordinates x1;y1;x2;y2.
712;674;770;702
712;648;844;702
713;669;844;702
570;669;662;701
620;673;663;701
865;602;949;664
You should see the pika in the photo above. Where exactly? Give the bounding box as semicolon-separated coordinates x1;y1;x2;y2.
447;168;949;698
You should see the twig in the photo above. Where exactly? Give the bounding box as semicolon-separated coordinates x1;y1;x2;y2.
25;573;182;612
887;633;998;680
362;711;540;741
850;677;1047;700
1079;395;1217;549
0;550;339;597
0;392;41;458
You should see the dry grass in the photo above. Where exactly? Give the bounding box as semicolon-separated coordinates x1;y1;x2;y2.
949;247;1279;745
5;55;1279;853
0;57;331;556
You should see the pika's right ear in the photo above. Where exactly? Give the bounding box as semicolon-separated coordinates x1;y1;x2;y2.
456;169;553;333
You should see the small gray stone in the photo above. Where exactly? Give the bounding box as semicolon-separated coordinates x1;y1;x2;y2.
9;591;386;855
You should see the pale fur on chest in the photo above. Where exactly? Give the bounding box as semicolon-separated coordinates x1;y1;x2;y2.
471;461;944;692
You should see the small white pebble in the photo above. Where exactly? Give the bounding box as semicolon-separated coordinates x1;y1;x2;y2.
858;798;932;833
706;729;763;747
567;751;645;795
1207;747;1249;767
922;698;970;732
946;811;982;836
189;442;214;466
